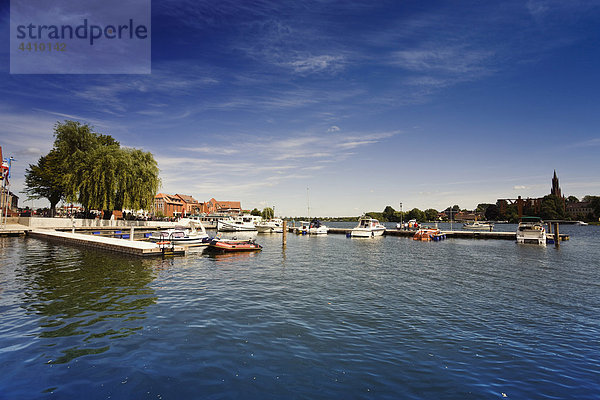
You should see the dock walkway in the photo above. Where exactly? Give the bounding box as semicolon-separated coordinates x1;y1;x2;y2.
324;228;568;241
29;230;185;257
0;224;32;236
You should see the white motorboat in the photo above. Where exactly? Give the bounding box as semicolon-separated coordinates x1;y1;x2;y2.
350;216;386;238
217;215;260;231
516;217;546;246
298;219;328;235
462;221;494;231
257;218;284;233
575;221;588;226
149;220;211;245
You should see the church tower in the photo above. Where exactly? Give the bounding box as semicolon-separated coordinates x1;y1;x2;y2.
551;170;562;197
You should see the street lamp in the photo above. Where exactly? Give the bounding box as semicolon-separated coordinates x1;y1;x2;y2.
400;202;403;229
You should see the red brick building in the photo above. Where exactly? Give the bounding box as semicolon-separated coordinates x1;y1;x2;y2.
153;194;242;217
154;193;184;217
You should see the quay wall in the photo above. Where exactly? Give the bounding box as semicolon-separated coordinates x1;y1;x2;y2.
18;217;179;229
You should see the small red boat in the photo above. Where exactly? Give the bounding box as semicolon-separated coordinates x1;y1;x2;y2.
207;238;262;252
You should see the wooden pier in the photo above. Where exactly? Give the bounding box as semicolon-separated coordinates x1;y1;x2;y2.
28;230;186;257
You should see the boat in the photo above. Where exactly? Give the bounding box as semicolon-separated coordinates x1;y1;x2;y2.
462;221;494;231
413;228;446;241
350;216;386;237
516;217;547;246
256;218;284;233
305;218;328;234
149;220;211;245
217;215;261;231
575;221;589;226
207;237;262;252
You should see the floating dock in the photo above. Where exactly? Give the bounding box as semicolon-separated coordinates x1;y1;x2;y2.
28;230;186;257
0;224;32;236
325;228;569;241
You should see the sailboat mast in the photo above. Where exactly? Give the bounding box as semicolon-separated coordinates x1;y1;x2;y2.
307;187;310;219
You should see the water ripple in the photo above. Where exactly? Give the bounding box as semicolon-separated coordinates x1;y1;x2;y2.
1;227;600;399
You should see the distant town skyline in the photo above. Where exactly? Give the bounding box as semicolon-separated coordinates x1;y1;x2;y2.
1;1;600;216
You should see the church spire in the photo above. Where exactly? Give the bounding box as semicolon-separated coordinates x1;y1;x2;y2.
551;170;561;197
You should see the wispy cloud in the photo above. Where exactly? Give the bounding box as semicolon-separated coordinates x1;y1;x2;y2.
390;46;495;76
286;54;346;75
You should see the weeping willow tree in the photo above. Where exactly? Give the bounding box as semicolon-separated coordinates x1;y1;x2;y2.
26;120;160;216
71;147;159;214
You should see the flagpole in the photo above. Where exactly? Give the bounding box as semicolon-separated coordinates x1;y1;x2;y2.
3;157;14;227
1;168;7;228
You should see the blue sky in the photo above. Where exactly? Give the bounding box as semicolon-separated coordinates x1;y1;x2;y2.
1;0;600;216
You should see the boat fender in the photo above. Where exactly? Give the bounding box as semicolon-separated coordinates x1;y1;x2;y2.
346;233;351;238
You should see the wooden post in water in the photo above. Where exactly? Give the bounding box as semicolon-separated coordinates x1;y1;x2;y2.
554;222;560;248
282;220;287;247
130;226;134;241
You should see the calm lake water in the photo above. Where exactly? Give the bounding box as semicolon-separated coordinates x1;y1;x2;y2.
1;224;599;399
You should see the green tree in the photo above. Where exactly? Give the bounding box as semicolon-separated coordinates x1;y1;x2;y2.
485;204;500;221
383;205;396;222
424;208;439;221
407;208;425;222
25;120;160;216
261;207;274;219
366;212;384;221
476;203;493;213
540;194;565;220
566;196;579;204
587;196;600;218
250;208;261;216
24;149;65;216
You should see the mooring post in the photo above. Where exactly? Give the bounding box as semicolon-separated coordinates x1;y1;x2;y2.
130;226;134;241
71;215;75;234
282;220;287;247
554;223;560;248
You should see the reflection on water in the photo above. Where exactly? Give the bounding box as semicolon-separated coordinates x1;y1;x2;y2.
1;226;600;399
11;239;157;364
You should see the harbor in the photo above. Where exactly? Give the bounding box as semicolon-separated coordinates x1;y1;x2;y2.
1;217;572;258
1;223;598;400
2;1;600;397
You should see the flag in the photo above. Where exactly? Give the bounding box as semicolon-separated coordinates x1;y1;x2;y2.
0;160;7;182
0;146;4;181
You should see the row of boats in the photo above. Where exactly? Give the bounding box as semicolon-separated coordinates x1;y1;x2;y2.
214;214;388;238
147;216;388;252
147;215;556;252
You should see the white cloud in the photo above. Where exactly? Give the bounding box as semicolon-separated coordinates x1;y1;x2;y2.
286;55;345;74
327;125;340;132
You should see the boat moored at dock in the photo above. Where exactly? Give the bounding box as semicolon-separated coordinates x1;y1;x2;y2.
516;217;546;246
350;216;386;238
149;220;211;245
298;218;328;235
413;228;446;241
462;221;494;231
257;218;284;233
207;237;263;252
217;215;261;231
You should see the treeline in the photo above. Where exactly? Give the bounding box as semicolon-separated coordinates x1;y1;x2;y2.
24;120;160;217
360;195;600;223
364;205;441;223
